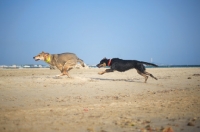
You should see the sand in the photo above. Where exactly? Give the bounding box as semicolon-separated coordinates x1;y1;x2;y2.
0;68;200;132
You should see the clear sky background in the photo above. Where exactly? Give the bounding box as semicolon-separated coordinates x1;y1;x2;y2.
0;0;200;65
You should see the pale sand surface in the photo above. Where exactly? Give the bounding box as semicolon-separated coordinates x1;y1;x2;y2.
0;68;200;132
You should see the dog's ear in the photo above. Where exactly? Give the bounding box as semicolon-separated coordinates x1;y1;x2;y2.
44;52;49;57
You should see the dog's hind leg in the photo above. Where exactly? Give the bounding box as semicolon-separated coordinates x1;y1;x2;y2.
56;72;70;77
55;67;72;78
55;62;73;78
55;64;66;77
61;60;76;78
55;66;71;77
136;70;148;83
144;71;158;80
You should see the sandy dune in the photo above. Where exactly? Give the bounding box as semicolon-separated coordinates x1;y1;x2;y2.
0;68;200;132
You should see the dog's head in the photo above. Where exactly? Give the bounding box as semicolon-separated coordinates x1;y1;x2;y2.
33;51;50;61
96;57;109;68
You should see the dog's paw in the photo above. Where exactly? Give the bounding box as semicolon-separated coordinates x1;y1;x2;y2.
98;72;103;75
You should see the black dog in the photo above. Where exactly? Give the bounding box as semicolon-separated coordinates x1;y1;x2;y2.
96;58;158;83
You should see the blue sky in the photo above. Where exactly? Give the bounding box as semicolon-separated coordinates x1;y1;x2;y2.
0;0;200;65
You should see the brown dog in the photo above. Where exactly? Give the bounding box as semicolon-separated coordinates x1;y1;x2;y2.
33;51;85;77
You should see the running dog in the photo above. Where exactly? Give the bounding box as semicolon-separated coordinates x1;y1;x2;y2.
33;51;85;77
96;58;158;83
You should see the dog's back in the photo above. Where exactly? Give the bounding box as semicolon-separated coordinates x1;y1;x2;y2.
55;53;76;64
111;58;139;72
55;53;84;67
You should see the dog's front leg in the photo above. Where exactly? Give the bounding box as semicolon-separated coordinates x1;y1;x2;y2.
98;69;113;75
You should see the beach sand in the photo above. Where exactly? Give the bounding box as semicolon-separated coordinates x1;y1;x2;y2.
0;68;200;132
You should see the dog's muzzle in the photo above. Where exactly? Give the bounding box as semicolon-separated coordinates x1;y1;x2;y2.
96;64;101;68
33;57;39;61
96;63;104;68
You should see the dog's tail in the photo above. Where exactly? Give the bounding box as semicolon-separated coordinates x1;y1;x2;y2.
140;61;158;67
77;58;85;67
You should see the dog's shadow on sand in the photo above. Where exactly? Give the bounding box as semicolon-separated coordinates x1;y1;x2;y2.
90;77;140;82
41;76;142;82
